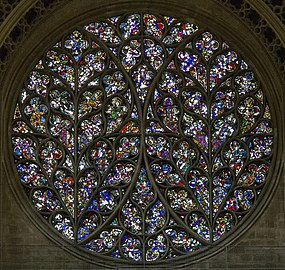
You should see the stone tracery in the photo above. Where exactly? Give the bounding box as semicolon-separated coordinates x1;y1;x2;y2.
11;13;274;264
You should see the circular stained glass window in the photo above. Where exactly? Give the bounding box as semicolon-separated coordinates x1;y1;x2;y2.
11;13;274;265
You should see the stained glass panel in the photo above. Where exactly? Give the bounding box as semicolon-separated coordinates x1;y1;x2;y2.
12;13;273;264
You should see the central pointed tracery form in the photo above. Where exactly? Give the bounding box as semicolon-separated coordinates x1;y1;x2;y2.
12;13;273;263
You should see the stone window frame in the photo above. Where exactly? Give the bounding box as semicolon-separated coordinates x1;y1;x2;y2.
1;1;284;268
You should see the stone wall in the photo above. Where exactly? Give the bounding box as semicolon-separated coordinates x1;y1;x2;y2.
1;0;284;269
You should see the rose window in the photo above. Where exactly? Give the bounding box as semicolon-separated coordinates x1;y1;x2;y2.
11;13;274;264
